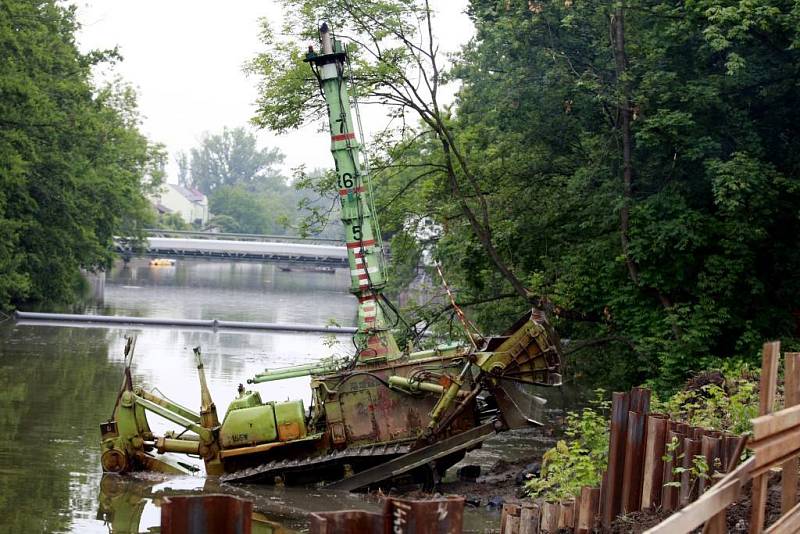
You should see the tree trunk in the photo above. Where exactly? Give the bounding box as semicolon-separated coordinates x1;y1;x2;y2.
612;6;638;286
612;5;681;339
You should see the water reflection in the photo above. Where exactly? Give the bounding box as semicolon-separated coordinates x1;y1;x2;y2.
0;325;122;533
96;475;293;534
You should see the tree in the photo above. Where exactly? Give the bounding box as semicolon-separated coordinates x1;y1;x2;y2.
179;126;345;238
248;0;534;302
187;126;285;194
175;151;190;187
156;212;189;231
444;0;800;386
0;0;164;309
208;185;286;234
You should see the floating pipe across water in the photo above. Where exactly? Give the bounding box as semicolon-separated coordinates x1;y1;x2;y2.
14;311;357;334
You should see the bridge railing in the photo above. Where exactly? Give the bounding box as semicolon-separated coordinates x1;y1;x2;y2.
114;233;349;266
143;228;344;245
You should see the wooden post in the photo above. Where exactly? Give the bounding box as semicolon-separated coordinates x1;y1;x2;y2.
702;511;727;534
750;341;780;534
782;352;800;515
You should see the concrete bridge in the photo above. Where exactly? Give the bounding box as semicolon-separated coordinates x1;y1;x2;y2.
115;230;348;267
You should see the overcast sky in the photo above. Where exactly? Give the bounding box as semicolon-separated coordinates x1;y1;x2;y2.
75;1;474;182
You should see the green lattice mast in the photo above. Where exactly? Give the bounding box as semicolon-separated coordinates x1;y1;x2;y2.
305;24;400;360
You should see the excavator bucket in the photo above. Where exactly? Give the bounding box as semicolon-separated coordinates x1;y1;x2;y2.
476;309;562;428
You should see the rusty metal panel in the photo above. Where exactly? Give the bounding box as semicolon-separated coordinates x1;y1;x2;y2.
519;503;540;534
373;385;429;442
340;389;379;441
500;503;519;534
680;437;702;505
700;434;722;494
540;502;559;533
576;486;600;533
621;411;646;513
310;510;384;534
598;470;608;524
629;387;651;414
161;495;252;534
557;499;574;528
661;429;684;511
385;496;464;534
310;497;464;534
603;391;630;527
277;421;302;441
724;435;746;472
641;414;668;509
324;398;347;445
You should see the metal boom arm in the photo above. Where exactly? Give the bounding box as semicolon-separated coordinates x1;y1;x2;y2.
305;24;399;361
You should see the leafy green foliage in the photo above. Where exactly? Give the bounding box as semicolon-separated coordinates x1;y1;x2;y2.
380;0;800;387
528;366;757;502
0;1;164;310
652;364;760;434
208;185;288;235
156;212;190;231
289;166;344;238
525;392;610;500
662;436;712;493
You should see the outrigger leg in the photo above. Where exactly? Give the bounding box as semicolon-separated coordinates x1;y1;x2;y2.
99;337;223;475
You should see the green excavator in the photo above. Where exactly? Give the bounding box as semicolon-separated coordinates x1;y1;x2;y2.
100;23;562;491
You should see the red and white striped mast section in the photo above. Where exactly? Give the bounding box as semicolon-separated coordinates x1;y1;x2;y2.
305;23;400;360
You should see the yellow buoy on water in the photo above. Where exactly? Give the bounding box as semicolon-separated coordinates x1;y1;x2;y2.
149;259;176;267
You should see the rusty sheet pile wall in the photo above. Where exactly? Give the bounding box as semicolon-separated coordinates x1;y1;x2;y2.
310;496;465;534
500;387;746;534
646;342;800;534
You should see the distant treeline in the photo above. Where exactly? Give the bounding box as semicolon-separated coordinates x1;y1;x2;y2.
169;126;343;239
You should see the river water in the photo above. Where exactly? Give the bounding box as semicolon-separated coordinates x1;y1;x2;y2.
0;258;571;533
